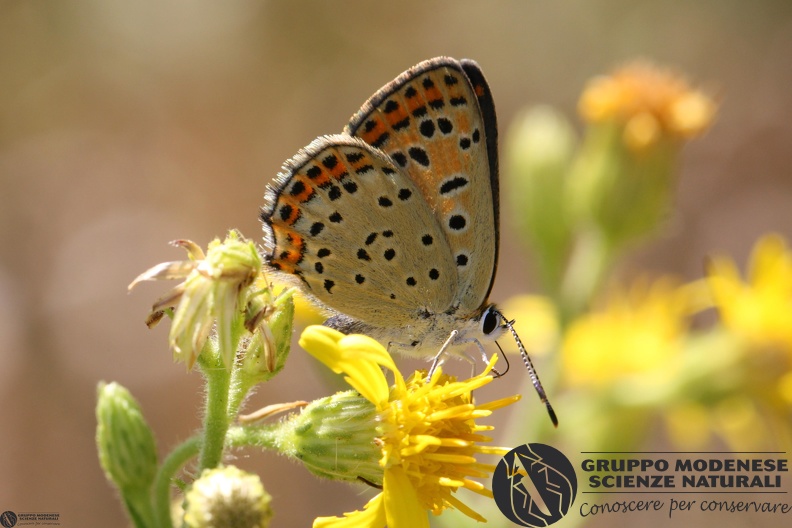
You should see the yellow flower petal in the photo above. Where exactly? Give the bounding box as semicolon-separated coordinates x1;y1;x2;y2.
339;334;399;372
300;326;391;406
313;492;386;528
445;494;487;522
383;467;429;528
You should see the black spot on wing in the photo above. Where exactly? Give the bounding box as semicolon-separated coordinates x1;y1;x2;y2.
408;147;430;167
439;176;469;195
419;120;435;138
322;155;338;169
310;222;324;236
345;152;365;163
289;180;306;196
448;214;466;231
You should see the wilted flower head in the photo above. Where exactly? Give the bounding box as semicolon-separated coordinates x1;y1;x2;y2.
128;231;262;369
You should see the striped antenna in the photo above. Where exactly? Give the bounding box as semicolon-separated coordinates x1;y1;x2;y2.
500;313;558;427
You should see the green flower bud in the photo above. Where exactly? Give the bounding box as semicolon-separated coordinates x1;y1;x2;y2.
241;288;294;383
568;120;677;246
96;382;158;493
506;106;577;292
182;466;273;528
266;391;383;485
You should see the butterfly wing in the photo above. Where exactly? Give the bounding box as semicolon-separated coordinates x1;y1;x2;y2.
261;134;457;327
345;57;499;315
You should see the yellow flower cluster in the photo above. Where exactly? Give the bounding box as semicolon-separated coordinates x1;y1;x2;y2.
707;234;792;354
579;61;716;150
563;278;708;388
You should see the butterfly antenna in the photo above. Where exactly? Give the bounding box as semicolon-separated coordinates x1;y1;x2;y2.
500;313;558;427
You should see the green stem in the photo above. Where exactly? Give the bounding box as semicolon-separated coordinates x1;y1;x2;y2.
559;227;613;328
152;435;201;528
225;424;280;451
122;487;156;528
227;370;253;419
198;348;232;472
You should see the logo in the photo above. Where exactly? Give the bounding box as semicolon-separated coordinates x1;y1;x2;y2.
493;443;577;527
0;511;17;528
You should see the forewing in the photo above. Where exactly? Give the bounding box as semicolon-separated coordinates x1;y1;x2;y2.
261;135;456;326
345;57;499;314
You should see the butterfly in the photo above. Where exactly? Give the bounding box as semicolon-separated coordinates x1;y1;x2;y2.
261;57;556;425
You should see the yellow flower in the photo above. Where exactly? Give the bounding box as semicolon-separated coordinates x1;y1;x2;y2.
579;61;716;151
562;277;707;389
707;234;792;354
299;326;519;528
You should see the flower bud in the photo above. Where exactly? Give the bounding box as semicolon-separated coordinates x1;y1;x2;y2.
570;61;716;246
271;390;383;485
241;288;294;383
182;466;273;528
506;106;577;292
96;382;158;494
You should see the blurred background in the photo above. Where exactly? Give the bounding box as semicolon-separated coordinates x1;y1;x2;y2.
1;1;791;526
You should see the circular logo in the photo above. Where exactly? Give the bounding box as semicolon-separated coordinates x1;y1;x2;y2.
0;511;17;528
492;443;577;527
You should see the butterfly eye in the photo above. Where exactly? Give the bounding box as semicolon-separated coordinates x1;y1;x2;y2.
481;305;501;335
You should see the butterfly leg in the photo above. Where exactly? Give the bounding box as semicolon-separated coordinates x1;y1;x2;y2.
461;350;478;378
469;338;506;377
427;329;459;379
